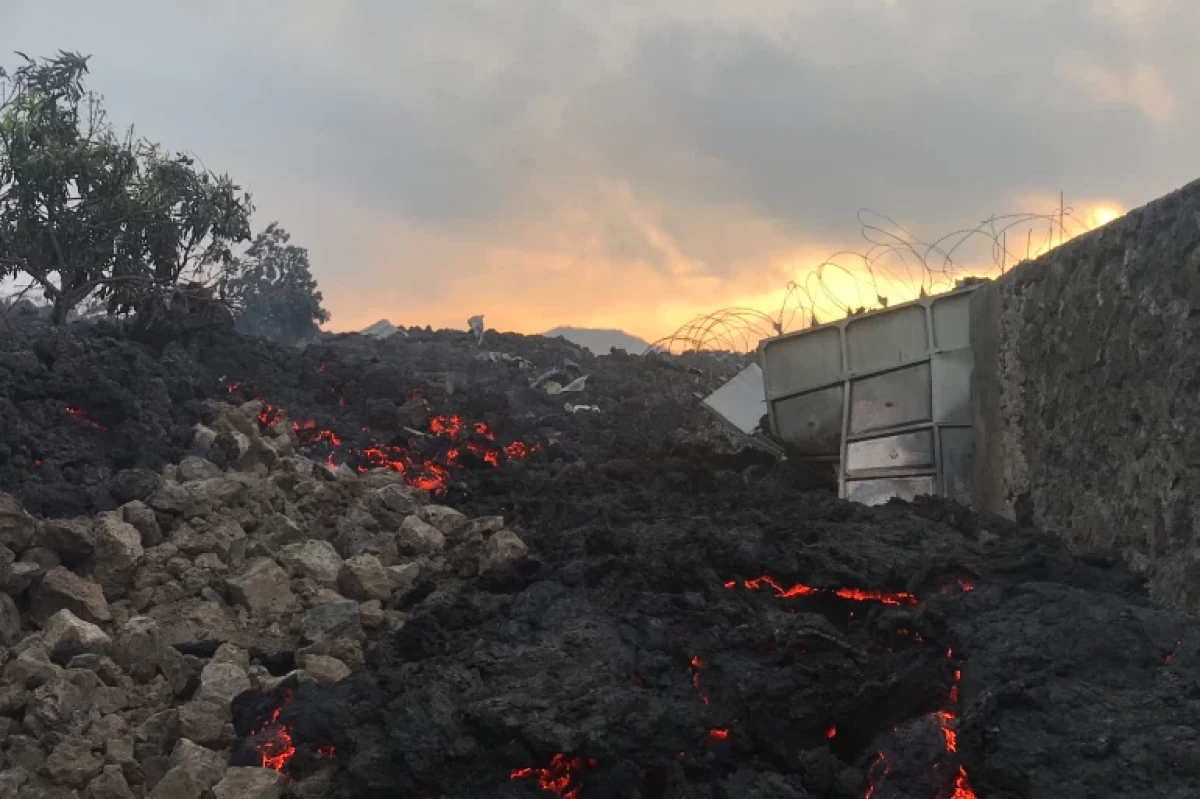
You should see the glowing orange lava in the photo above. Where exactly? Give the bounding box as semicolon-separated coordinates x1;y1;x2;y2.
687;656;710;704
929;649;978;799
510;753;596;799
950;766;976;799
861;637;979;797
863;751;891;799
709;728;729;742
728;576;917;606
226;383;538;495
255;690;296;772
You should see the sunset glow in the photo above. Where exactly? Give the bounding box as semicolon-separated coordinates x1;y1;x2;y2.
327;199;1126;349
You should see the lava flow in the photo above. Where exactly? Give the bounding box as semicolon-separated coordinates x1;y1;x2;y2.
862;648;978;799
64;406;109;433
725;575;918;607
229;384;539;495
510;753;597;799
254;689;296;772
939;649;978;799
687;655;710;704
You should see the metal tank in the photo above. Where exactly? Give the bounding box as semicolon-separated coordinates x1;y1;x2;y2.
758;285;979;506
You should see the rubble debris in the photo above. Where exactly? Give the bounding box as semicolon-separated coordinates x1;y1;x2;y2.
467;314;485;345
0;313;1193;798
359;319;408;339
476;351;533;369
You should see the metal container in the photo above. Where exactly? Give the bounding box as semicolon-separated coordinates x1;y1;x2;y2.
759;285;979;505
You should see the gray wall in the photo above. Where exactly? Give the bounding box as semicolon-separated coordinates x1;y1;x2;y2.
972;177;1200;611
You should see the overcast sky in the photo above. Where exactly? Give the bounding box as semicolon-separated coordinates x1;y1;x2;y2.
2;1;1196;341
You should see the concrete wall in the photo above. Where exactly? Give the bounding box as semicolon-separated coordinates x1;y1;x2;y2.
972;177;1200;612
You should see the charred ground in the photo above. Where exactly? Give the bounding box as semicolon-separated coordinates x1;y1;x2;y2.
2;310;1198;798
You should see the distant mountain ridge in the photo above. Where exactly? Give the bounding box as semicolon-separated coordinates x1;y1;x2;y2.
541;326;653;355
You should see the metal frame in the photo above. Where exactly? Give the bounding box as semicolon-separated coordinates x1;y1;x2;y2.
758;285;979;505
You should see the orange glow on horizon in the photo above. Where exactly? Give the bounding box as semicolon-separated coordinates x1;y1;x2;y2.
320;199;1126;350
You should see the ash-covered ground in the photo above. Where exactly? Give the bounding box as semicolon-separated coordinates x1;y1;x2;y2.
1;309;1198;798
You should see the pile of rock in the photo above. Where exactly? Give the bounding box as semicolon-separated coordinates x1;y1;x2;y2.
0;401;531;798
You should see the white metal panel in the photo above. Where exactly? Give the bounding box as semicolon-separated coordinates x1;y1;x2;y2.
845;476;936;506
846;430;936;474
761;327;843;399
939;427;974;505
931;349;974;425
932;293;972;350
846;305;928;372
773;385;844;455
848;363;932;435
701;363;767;435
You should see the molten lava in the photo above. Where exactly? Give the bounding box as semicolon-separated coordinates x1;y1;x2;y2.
687;655;710;704
939;650;978;798
254;690;296;772
950;766;975;799
863;752;890;799
728;575;918;606
226;383;538;495
510;754;596;799
860;642;979;797
709;728;729;742
64;406;108;433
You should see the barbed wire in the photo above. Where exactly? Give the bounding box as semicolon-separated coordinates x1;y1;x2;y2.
648;197;1106;355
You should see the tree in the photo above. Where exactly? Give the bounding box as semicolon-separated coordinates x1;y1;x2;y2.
0;51;253;324
227;222;330;346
